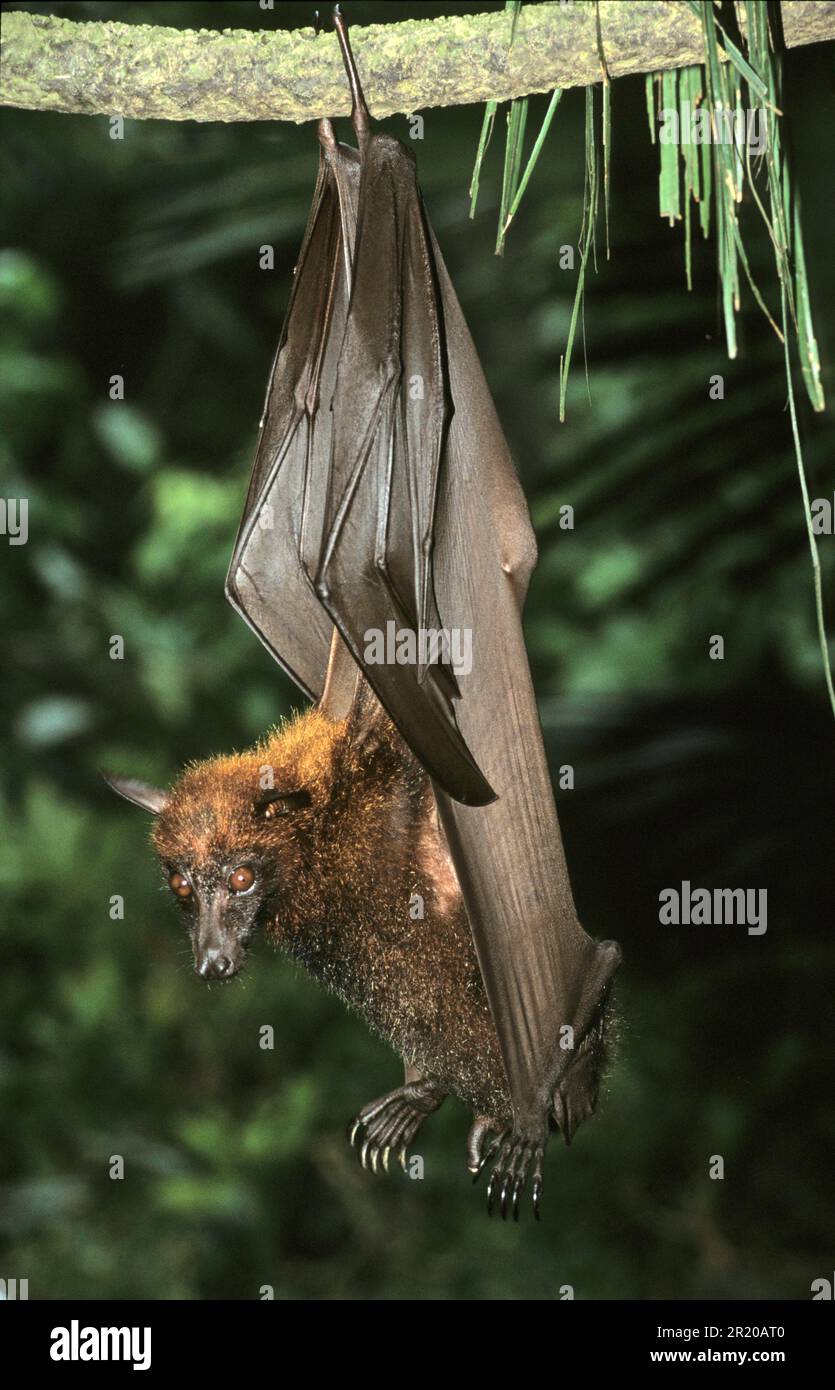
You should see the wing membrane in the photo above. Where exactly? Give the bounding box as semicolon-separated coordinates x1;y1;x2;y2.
226;145;360;702
315;136;493;805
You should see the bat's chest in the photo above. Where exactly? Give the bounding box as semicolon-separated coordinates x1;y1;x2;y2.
296;895;508;1116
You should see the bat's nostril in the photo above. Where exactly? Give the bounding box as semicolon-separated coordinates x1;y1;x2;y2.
195;950;236;980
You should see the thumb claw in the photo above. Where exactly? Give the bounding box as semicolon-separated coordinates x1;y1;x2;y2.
466;1113;496;1172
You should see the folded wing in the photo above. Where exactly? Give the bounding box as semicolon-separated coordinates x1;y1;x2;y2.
225;141;360;704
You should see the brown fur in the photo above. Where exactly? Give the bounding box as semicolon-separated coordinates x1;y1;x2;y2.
152;706;512;1122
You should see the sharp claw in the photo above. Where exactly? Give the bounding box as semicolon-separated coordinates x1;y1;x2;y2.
472;1132;504;1184
360;1137;371;1170
398;1144;408;1173
532;1178;542;1221
500;1174;511;1220
369;1145;379;1175
349;1118;362;1147
472;1152;491;1184
484;1133;514;1216
381;1145;391;1174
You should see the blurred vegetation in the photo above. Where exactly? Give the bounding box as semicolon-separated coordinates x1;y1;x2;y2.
1;1;833;1300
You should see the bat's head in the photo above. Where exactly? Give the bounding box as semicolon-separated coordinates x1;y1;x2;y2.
103;711;339;983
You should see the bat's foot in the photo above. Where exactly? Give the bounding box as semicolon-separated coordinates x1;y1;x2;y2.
470;1117;546;1222
347;1077;446;1176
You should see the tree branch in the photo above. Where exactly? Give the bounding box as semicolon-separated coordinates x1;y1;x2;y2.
1;2;833;124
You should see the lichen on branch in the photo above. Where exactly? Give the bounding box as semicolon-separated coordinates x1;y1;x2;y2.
1;2;833;124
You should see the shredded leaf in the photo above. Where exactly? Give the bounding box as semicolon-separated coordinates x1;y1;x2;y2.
496;96;529;256
500;88;563;241
560;85;599;422
468;100;497;219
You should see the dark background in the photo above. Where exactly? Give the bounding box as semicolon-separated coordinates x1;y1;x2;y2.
1;0;833;1299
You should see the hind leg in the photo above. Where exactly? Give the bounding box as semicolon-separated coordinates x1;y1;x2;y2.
348;1064;447;1175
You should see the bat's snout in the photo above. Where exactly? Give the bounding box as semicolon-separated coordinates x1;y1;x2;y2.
195;946;243;982
191;890;256;983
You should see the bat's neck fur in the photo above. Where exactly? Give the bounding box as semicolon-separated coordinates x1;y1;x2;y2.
153;704;510;1120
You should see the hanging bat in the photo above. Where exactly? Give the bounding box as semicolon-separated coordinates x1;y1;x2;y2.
105;8;620;1219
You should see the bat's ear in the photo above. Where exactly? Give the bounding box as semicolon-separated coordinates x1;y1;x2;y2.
343;676;391;756
319;632;390;762
101;772;169;816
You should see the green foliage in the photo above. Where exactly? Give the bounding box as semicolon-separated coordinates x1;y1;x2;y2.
1;1;833;1301
472;0;833;709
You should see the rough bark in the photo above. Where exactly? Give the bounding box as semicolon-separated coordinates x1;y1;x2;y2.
1;2;833;124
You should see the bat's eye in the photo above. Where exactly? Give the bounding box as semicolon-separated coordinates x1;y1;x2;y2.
255;789;311;820
169;871;193;899
229;865;255;894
